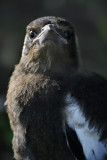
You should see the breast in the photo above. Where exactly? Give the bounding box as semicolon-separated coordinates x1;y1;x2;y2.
64;93;107;160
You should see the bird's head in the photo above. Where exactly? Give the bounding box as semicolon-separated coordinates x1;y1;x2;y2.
21;16;79;75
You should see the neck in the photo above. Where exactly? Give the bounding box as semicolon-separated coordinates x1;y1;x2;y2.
20;56;79;81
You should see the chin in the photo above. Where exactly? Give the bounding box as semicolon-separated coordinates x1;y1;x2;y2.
35;40;58;56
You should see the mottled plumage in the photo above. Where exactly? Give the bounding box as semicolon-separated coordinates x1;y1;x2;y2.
5;16;107;160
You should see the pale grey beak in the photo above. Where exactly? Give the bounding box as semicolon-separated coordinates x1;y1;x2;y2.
32;24;67;45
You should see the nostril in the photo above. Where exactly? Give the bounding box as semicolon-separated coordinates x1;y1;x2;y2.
49;24;52;29
49;24;55;30
41;28;44;32
41;24;55;33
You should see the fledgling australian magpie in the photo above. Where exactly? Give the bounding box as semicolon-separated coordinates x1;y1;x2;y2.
5;16;107;160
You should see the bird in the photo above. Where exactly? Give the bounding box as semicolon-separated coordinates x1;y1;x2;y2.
5;16;107;160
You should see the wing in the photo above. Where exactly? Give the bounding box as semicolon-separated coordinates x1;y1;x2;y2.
64;71;107;160
65;122;86;160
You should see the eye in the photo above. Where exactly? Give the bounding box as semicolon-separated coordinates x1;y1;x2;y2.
29;30;36;39
63;31;71;40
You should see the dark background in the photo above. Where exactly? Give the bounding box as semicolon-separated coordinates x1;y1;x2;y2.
0;0;107;159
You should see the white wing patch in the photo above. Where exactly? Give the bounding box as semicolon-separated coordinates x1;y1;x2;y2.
64;93;107;160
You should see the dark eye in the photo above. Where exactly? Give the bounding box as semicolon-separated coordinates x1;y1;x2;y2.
29;30;36;39
64;31;71;40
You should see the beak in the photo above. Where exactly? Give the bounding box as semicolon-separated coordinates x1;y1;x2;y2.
32;24;67;45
